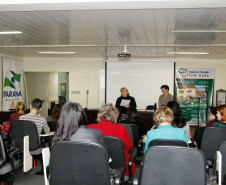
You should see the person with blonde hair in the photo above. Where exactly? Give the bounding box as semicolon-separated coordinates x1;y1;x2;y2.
88;103;136;177
144;106;187;153
115;87;137;120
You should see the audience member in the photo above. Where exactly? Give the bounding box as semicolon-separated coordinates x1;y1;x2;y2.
88;103;136;177
120;108;145;138
46;104;62;122
0;102;25;139
52;102;102;145
212;104;226;127
19;98;50;137
167;101;191;142
144;106;187;153
158;85;174;107
206;107;217;127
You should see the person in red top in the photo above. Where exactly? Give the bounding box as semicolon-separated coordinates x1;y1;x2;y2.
88;103;136;178
1;102;25;139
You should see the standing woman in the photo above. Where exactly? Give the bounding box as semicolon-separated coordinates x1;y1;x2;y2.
158;85;174;107
115;87;137;121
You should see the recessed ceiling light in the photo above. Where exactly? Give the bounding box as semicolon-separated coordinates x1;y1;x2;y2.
0;31;22;34
172;30;226;33
38;51;76;54
167;52;209;55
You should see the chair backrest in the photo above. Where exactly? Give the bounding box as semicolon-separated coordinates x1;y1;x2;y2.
120;123;134;152
103;136;126;170
11;120;40;150
50;141;111;185
148;139;188;148
47;121;57;132
200;127;226;160
194;126;206;148
127;124;139;148
146;105;154;110
140;146;206;185
218;141;226;184
42;147;50;185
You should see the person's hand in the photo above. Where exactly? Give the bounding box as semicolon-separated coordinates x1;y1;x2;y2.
125;104;130;108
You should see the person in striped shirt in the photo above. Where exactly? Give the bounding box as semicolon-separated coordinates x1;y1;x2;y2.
19;98;50;137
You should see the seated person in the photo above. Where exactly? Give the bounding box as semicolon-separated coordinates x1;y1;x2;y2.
144;106;188;153
46;104;62;122
19;98;50;138
120;108;145;139
88;103;136;177
167;101;191;143
0;102;25;139
212;104;226;127
51;102;102;145
206;107;217;127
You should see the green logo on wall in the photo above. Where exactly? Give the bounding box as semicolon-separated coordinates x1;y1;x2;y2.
178;68;187;73
4;71;21;89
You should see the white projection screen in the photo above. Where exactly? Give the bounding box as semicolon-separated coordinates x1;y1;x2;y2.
106;60;175;109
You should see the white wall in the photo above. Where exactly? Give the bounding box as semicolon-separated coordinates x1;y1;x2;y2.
23;57;105;109
48;72;58;105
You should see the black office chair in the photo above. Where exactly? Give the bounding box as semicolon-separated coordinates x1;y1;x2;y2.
10;120;43;173
0;135;21;185
199;127;226;161
103;136;126;184
148;139;188;148
133;146;206;185
50;141;122;185
47;121;57;132
193;126;206;148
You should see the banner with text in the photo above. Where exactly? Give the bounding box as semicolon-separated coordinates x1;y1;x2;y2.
2;58;23;111
175;67;215;126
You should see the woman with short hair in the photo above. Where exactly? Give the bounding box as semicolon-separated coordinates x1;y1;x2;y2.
88;103;136;177
144;106;187;153
115;87;137;120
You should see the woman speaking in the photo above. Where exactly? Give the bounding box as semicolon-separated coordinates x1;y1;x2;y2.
115;87;137;120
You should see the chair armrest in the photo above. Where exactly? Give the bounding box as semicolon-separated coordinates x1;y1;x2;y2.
133;167;141;185
114;167;125;185
128;148;137;178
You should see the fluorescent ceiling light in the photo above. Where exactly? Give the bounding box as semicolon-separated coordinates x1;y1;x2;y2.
38;51;76;54
167;52;209;55
172;30;226;33
0;31;22;34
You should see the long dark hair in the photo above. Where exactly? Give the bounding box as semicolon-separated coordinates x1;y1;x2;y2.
167;101;186;128
52;102;87;144
51;104;62;122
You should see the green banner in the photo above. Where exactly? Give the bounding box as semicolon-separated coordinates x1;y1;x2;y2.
175;68;214;126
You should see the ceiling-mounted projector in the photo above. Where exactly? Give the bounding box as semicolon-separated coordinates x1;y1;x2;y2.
118;53;131;58
118;45;131;58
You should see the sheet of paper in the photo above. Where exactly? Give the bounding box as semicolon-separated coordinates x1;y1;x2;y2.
120;99;130;107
